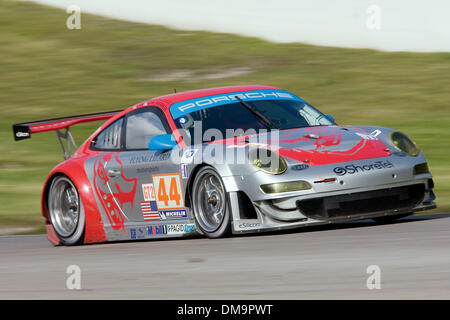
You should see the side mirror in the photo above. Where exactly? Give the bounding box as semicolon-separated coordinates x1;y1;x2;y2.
325;114;335;123
148;134;177;150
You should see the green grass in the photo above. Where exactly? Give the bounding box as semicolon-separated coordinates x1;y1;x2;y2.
1;0;449;233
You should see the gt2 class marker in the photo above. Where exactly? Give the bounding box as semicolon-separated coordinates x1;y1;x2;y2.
142;183;156;201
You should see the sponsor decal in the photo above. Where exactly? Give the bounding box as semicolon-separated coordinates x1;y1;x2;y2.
181;149;198;164
141;183;159;221
239;223;261;229
142;183;156;201
355;131;380;140
15;131;30;138
170;89;301;119
166;224;196;235
333;160;394;176
291;164;309;171
371;129;382;138
147;225;167;236
152;173;185;210
129;153;170;165
140;201;159;221
178;116;188;125
130;227;146;239
136;166;160;174
137;227;145;239
181;164;189;179
159;209;188;220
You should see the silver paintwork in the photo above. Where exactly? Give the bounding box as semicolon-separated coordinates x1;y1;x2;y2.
83;125;436;242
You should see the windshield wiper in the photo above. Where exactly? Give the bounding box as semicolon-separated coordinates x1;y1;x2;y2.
234;96;280;130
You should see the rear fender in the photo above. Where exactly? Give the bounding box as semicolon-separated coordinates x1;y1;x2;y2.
42;157;107;244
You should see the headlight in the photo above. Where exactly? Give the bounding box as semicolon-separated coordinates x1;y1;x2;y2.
249;148;287;175
260;181;312;194
390;131;420;156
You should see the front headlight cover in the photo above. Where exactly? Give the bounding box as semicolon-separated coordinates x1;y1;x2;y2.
249;148;287;175
390;131;420;157
260;180;312;193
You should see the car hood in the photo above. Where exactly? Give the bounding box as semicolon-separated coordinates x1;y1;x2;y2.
211;125;391;165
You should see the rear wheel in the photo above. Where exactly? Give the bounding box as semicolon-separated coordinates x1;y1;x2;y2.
372;213;412;224
191;166;231;238
48;176;85;245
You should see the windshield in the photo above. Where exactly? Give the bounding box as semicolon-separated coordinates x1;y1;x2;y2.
173;99;333;142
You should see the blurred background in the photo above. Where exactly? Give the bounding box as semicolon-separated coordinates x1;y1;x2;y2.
1;0;449;234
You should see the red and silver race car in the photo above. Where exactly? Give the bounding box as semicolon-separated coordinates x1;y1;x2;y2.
13;85;436;245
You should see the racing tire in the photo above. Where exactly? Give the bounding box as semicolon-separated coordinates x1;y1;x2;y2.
372;213;412;224
191;166;231;238
48;175;85;245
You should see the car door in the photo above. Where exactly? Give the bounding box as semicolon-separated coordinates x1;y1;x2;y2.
88;116;133;233
87;106;190;240
118;107;186;225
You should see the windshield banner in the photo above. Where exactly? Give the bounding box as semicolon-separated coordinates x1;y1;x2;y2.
170;89;303;119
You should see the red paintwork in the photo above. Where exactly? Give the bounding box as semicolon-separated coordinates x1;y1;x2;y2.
209;126;391;165
275;139;390;165
92;152;137;232
29;114;117;134
42;154;107;244
45;224;60;245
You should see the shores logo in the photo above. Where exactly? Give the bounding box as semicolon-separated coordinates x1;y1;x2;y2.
334;160;394;176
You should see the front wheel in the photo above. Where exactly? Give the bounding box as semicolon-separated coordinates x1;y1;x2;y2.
48;175;85;245
191;166;231;238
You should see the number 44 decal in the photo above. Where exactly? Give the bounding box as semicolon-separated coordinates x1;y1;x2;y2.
152;173;184;210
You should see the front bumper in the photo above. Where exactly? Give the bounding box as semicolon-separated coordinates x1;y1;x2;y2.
226;155;436;233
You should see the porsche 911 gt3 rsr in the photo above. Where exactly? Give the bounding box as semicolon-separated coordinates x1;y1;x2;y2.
13;85;436;245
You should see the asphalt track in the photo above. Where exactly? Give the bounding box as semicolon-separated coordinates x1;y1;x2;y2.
1;214;449;299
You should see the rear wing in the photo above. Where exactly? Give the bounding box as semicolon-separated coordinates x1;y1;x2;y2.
13;110;121;159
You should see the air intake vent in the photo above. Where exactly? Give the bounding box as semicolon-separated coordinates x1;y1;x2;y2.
297;184;425;220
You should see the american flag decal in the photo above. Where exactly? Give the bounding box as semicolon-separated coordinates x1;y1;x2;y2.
140;201;159;221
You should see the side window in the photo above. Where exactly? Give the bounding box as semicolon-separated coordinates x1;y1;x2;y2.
125;110;168;150
92;118;123;150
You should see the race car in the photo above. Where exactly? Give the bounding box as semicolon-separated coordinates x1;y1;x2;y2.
13;85;436;245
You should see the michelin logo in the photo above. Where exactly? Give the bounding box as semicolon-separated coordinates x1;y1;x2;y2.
159;209;188;220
